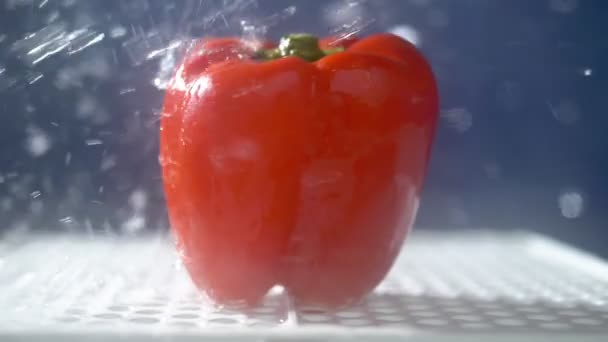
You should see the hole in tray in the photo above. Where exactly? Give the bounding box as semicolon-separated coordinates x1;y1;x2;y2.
172;313;200;319
335;311;365;318
380;322;415;329
342;318;371;326
460;322;492;329
377;314;407;322
248;321;278;328
56;316;80;323
87;320;112;325
368;306;398;314
442;306;472;314
416;318;448;326
473;302;502;310
436;299;465;307
540;322;570;330
170;321;198;327
410;310;439;318
178;306;202;311
558;310;586;317
515;306;544;313
452;314;481;322
133;309;162;315
215;309;242;316
571;318;603;326
209;317;238;324
251;314;281;323
93;313;123;319
107;305;130;312
301;314;331;322
405;303;432;310
494;318;526;326
587;306;608;314
129;317;160;324
526;314;557;322
483;310;513;317
367;299;393;308
65;308;86;315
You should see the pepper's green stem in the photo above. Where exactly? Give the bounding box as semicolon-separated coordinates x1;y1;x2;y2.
256;33;344;62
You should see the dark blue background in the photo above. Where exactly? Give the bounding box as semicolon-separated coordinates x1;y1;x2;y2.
0;0;606;257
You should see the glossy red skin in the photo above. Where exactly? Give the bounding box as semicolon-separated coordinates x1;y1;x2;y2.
160;34;438;307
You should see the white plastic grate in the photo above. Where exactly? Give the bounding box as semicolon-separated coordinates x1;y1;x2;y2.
1;230;607;341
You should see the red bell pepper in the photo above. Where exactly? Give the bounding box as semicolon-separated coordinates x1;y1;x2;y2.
160;33;438;307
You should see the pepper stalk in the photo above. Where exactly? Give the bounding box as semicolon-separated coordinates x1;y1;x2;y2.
256;33;344;62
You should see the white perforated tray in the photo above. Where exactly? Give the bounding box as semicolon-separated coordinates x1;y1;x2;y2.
1;230;607;341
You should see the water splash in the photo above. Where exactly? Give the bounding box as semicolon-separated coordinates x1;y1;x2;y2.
389;24;420;46
558;191;584;219
25;126;52;158
441;108;473;133
11;23;106;66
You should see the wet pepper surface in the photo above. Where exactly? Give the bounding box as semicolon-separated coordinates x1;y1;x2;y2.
160;33;439;307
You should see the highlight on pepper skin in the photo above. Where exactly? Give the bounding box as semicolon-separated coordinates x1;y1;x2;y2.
159;32;439;307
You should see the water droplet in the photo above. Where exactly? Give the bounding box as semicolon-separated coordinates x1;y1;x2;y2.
323;1;365;27
110;26;127;39
59;216;74;224
122;215;146;234
558;191;584;219
100;156;116;172
129;190;148;211
25;127;52;157
120;87;136;95
153;45;180;90
122;29;169;66
26;72;44;85
85;139;103;146
442;108;473;133
389;25;420;46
